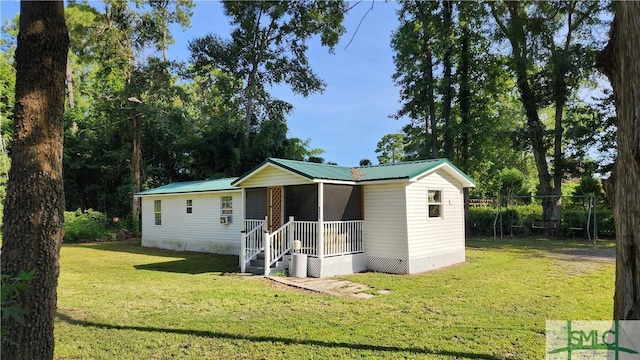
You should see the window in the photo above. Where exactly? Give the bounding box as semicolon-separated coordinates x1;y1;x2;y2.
154;200;162;225
428;190;442;218
186;199;193;214
221;196;233;216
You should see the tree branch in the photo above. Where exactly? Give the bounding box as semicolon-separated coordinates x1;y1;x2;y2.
344;1;375;50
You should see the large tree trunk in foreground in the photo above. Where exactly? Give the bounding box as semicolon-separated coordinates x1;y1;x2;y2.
0;2;69;359
596;2;640;320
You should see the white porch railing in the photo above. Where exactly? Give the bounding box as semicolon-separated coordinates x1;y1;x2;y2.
292;221;318;256
242;218;364;274
323;221;364;256
240;218;266;273
245;219;265;232
292;220;364;257
265;217;295;275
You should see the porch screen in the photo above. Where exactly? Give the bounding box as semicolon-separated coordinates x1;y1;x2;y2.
285;184;318;221
245;188;267;220
323;184;362;221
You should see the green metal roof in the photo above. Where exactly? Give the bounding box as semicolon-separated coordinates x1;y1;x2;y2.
136;177;239;196
233;158;475;186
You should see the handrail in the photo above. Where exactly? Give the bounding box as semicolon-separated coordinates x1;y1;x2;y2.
240;218;266;273
265;217;294;275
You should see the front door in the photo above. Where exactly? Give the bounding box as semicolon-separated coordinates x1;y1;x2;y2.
267;186;283;231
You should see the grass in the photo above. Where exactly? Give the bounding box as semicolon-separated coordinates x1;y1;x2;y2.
53;238;615;359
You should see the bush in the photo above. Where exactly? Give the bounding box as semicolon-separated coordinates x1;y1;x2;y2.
1;270;35;348
64;209;109;242
467;207;497;236
558;208;614;239
466;204;614;239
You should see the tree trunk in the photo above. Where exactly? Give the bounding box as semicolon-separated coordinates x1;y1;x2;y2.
65;61;74;108
0;2;68;359
416;2;438;159
459;2;471;233
244;93;254;147
498;3;555;220
596;2;640;320
132;113;141;231
162;27;168;62
441;0;454;160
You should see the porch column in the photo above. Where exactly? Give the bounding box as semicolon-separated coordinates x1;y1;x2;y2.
240;230;246;273
240;189;247;274
241;187;246;226
317;182;324;260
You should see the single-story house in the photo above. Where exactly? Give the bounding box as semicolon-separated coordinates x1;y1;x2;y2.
136;158;475;277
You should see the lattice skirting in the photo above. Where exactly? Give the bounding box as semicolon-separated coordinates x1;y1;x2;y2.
366;256;408;274
296;253;466;278
307;257;322;278
305;254;368;278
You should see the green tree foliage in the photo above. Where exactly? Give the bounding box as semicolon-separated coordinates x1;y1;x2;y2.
0;16;17;224
189;0;346;147
499;168;526;199
1;270;36;348
387;1;534;198
489;1;607;220
376;133;405;164
391;0;439;158
58;1;197;218
385;0;610;208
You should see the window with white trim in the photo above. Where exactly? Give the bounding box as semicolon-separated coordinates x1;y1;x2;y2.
221;196;233;216
154;200;162;225
427;190;442;218
186;199;193;214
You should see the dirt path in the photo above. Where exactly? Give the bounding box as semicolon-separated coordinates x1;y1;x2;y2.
265;276;391;299
549;247;615;264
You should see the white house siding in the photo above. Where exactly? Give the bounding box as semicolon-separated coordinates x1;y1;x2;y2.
362;182;409;274
238;165;311;188
405;169;465;273
141;191;243;255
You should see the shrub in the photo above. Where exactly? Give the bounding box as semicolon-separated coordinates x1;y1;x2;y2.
1;270;35;348
558;208;615;239
64;209;109;242
466;204;614;239
467;207;498;236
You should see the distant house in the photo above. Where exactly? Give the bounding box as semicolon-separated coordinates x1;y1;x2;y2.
137;158;475;277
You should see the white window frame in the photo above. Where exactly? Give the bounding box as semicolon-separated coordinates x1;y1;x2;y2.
427;189;443;219
154;200;162;225
221;196;233;216
186;199;193;214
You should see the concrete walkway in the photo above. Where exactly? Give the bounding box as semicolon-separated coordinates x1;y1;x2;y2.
266;276;391;299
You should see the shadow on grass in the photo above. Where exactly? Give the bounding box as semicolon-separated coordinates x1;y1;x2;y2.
134;257;238;275
55;312;500;360
64;239;182;257
64;239;240;274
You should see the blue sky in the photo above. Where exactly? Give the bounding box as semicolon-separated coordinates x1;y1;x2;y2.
1;1;409;167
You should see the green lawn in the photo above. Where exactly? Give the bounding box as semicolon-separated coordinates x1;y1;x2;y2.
54;238;614;359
